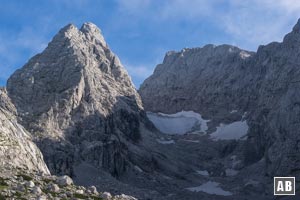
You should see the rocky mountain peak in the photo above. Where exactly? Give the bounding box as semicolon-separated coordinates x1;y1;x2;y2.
292;18;300;33
60;23;77;33
282;18;300;45
6;22;148;182
80;22;107;47
8;22;140;119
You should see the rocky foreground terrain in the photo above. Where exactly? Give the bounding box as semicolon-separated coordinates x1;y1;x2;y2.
1;19;300;199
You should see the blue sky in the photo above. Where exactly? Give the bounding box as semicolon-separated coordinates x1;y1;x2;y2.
0;0;300;88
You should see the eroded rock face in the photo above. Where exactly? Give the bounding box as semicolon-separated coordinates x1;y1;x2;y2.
0;88;49;174
6;23;150;178
139;19;300;177
139;45;255;117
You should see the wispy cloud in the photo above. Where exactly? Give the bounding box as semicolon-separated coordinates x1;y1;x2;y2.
219;0;300;48
1;0;300;86
115;0;299;50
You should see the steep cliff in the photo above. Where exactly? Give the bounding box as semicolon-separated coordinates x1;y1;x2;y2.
0;88;49;174
6;23;153;180
139;19;300;178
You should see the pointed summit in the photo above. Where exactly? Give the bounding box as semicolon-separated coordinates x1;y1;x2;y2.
7;22;146;179
80;22;100;33
80;22;107;47
54;23;79;41
8;22;139;119
60;23;77;33
283;18;300;45
292;18;300;33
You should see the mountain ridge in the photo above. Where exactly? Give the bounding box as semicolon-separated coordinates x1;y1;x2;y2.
139;18;300;179
2;20;300;199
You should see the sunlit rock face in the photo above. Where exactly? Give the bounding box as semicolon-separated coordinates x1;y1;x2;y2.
6;22;152;179
0;88;49;174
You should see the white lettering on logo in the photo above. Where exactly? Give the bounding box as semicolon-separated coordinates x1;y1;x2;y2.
286;181;292;192
277;181;284;192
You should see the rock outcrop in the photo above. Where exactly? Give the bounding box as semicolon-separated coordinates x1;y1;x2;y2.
139;45;255;117
6;22;153;181
0;169;137;200
139;19;300;178
0;88;49;174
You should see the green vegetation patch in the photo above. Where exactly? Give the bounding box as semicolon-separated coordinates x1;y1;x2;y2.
17;173;33;181
0;194;6;200
0;177;8;190
74;193;89;199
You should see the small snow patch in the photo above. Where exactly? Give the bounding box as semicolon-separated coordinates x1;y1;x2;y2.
186;181;232;196
196;170;209;176
181;139;200;143
245;180;259;186
225;169;238;176
134;165;143;173
210;121;248;141
239;51;251;59
156;139;175;144
230;110;238;113
147;111;209;135
162;175;172;180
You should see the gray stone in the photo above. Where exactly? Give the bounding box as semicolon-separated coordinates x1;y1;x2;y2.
33;186;43;195
37;195;47;200
56;175;73;187
88;186;98;194
47;183;60;193
114;194;138;200
76;189;84;194
100;192;112;200
15;184;25;192
26;180;35;188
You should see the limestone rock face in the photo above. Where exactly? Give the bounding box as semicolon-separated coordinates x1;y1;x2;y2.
139;19;300;177
7;23;149;178
0;88;49;174
139;45;255;118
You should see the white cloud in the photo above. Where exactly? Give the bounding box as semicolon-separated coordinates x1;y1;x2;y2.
115;0;300;50
255;0;300;13
219;0;299;49
159;0;219;20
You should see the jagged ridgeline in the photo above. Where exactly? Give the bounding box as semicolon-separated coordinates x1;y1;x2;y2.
6;23;154;178
139;19;300;177
3;19;300;200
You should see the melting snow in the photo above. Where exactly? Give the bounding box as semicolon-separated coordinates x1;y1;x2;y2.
156;139;175;144
186;181;232;196
196;170;209;176
147;111;209;135
134;165;143;173
181;139;200;143
210;121;248;141
239;51;251;59
225;169;238;176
